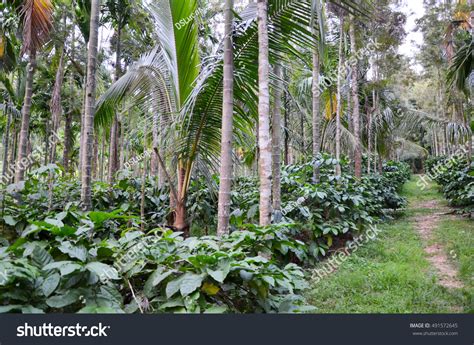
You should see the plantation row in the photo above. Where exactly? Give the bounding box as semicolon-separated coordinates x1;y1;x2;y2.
0;159;411;313
425;155;474;217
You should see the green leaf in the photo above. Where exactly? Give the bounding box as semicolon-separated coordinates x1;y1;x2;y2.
46;291;79;308
144;268;174;295
85;262;119;281
21;306;44;313
78;305;123;313
207;260;231;283
166;276;182;298
45;218;64;228
166;273;204;298
180;273;205;297
43;261;82;276
31;245;53;267
204;305;228;314
0;305;24;313
3;215;17;226
58;242;88;262
42;273;60;297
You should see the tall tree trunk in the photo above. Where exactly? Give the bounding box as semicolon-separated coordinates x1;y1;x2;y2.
367;92;374;174
140;118;148;231
108;117;120;182
174;166;188;235
15;50;36;182
335;16;344;177
151;112;159;175
272;64;283;222
349;16;362;179
64;26;75;176
10;123;18;184
217;0;234;236
63;111;72;173
312;34;321;182
81;0;100;210
158;114;166;186
257;0;272;226
49;48;65;164
2;105;11;180
99;135;105;180
108;25;123;183
284;75;290;166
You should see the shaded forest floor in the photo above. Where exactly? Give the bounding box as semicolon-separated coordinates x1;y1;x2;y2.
307;176;473;313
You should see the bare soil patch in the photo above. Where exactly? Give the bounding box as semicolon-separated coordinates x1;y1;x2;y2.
413;200;463;289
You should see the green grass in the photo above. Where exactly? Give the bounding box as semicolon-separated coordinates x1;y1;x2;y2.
433;218;474;307
403;176;443;204
306;175;472;313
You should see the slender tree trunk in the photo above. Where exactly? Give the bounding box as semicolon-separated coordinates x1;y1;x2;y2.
81;0;100;210
2;105;11;180
99;135;105;180
174;166;188;235
217;0;234;236
10;124;18;184
349;17;362;179
108;26;123;183
44;119;50;165
312;33;321;182
140;119;148;231
151;112;159;175
367;93;373;174
257;0;272;226
63;111;72;173
15;50;36;182
272;64;283;222
49;48;65;164
335;16;344;177
284;77;290;166
63;26;75;176
108;116;120;182
79;74;87;175
373;134;377;172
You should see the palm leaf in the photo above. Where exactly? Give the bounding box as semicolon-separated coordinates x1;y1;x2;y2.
20;0;54;55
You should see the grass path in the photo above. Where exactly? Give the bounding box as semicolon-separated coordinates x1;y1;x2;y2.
307;176;473;313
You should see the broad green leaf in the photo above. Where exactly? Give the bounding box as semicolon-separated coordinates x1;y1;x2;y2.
144;268;174;295
3;215;17;226
43;261;82;276
85;262;119;281
58;242;88;262
179;273;204;297
204;305;227;314
46;292;79;308
78;305;123;313
42;273;60;297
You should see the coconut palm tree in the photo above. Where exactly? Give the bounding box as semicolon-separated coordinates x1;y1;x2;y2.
80;0;100;210
272;63;283;222
217;0;234;236
349;14;362;178
257;0;272;226
15;0;53;182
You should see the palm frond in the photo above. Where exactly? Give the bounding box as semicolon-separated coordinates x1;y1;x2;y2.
20;0;54;55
